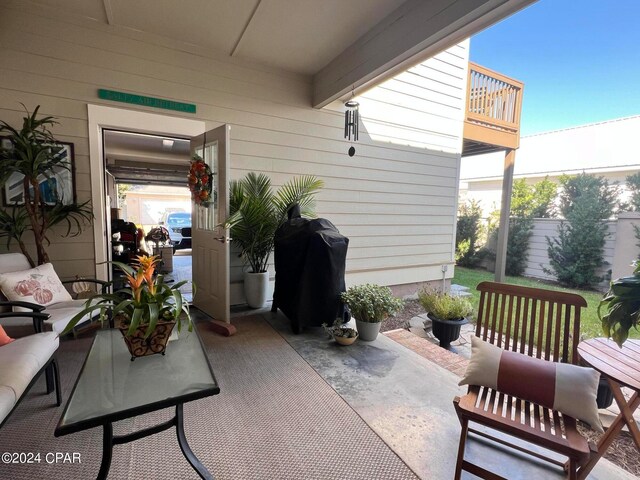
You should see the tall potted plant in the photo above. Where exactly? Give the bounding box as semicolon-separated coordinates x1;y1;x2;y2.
0;105;93;266
341;284;404;341
224;172;323;308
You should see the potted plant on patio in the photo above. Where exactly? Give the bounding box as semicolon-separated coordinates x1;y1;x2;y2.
59;255;192;360
323;318;359;346
599;261;640;347
596;261;640;407
418;288;472;349
224;172;323;308
341;284;403;341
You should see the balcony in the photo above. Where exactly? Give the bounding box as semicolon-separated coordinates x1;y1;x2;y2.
462;62;524;155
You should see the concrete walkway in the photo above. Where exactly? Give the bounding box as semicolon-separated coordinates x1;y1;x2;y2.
263;311;634;480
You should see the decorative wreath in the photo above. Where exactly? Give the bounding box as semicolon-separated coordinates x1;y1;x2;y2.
188;154;215;207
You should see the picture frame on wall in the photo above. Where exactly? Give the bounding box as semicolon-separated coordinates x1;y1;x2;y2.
1;138;76;206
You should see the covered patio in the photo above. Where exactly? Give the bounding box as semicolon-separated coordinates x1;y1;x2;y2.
1;1;632;479
0;310;630;479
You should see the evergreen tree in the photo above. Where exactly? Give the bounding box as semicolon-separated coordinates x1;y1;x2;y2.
456;200;482;267
545;173;618;288
624;172;640;259
625;172;640;211
505;178;556;276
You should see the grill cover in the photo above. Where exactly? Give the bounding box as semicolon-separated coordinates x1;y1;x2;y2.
272;207;349;333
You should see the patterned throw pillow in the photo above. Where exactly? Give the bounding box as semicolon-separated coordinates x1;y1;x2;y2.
459;335;603;432
0;263;72;308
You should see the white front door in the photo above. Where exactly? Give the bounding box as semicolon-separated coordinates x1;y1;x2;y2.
190;125;231;322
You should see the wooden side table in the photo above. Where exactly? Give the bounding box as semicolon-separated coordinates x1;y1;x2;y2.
577;338;640;479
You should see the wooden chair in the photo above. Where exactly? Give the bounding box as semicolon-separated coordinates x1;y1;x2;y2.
453;281;595;480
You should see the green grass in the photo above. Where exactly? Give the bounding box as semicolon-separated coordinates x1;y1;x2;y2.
452;267;635;340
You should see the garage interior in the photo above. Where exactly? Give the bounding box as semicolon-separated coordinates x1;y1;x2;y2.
103;130;193;297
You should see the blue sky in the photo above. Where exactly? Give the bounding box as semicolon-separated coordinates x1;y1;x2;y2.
470;0;640;136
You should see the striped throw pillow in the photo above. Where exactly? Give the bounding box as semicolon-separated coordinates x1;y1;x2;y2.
459;335;603;432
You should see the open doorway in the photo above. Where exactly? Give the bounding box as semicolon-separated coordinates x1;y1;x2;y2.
103;129;193;299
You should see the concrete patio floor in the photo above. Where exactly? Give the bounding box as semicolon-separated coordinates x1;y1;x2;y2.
255;310;634;480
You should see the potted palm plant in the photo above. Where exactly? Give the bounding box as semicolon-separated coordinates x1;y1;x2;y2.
224;172;323;308
418;288;473;349
341;284;404;341
60;255;192;360
0;105;93;266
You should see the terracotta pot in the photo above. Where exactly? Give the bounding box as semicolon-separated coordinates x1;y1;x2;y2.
117;318;177;361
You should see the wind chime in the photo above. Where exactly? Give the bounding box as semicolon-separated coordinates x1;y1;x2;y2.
344;91;359;157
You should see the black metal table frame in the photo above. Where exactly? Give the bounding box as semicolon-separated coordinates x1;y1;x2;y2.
55;328;219;480
98;403;210;480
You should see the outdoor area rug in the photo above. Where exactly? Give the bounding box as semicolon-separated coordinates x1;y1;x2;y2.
0;314;419;480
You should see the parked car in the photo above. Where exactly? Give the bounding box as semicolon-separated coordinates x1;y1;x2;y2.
160;211;191;250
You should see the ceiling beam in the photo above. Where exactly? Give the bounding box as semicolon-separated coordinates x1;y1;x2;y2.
230;0;263;57
102;0;114;25
312;0;536;108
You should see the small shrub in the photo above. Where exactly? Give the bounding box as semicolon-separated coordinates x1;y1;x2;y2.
506;217;534;276
456;200;482;267
455;238;471;264
341;284;404;323
506;178;557;276
624;173;640;260
417;289;473;320
626;172;640;211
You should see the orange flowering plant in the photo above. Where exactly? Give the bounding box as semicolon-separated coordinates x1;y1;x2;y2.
60;255;193;338
188;154;215;207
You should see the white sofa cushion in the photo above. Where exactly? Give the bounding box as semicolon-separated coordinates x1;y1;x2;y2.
1;299;99;337
0;333;58;401
0;263;72;309
0;386;16;424
45;304;94;334
0;332;59;369
0;332;58;425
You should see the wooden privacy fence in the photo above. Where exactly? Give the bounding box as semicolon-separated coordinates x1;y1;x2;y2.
524;214;639;290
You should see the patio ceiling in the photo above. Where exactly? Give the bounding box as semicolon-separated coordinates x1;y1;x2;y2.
23;0;536;107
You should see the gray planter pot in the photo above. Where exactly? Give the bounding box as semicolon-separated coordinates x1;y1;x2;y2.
244;271;269;308
355;319;382;341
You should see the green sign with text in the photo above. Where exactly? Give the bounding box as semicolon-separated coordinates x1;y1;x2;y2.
98;89;196;114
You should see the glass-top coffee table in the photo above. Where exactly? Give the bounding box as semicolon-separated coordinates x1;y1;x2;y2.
55;327;220;480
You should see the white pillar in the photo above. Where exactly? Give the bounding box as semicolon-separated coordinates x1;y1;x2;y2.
494;149;516;283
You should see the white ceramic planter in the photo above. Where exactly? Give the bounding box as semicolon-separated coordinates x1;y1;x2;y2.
244;271;270;308
355;319;382;341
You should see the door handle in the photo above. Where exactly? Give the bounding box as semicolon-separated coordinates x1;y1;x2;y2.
215;236;232;243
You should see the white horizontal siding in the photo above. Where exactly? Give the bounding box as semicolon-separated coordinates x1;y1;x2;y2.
0;4;468;291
